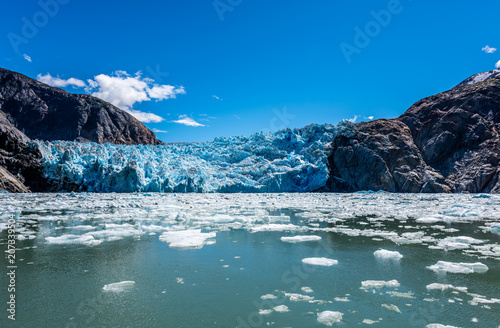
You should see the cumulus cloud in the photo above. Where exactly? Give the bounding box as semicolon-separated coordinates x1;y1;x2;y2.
37;70;186;124
482;45;497;54
23;54;32;62
172;115;206;127
496;60;500;69
37;73;86;88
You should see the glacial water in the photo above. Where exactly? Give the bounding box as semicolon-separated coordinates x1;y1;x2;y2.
1;193;499;328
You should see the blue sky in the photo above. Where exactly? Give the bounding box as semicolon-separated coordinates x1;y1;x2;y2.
1;0;499;142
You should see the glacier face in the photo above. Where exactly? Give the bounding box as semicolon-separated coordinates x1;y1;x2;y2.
35;123;350;193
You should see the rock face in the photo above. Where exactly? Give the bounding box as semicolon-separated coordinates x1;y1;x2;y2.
0;68;160;145
0;110;47;192
328;71;500;193
399;75;500;193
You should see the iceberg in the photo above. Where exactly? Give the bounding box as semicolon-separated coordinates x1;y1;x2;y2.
373;249;403;259
34;123;344;193
302;257;338;266
102;281;135;292
426;261;489;274
280;235;321;243
159;229;216;249
317;311;343;326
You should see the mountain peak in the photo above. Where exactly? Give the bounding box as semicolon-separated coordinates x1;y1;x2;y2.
456;68;500;88
0;67;160;145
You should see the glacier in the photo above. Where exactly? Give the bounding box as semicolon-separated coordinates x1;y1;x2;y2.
35;123;348;193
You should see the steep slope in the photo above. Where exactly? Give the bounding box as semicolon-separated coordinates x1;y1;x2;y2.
327;119;450;192
0;110;47;192
0;68;160;145
398;75;500;192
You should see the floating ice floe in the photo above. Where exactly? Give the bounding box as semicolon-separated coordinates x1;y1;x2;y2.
46;234;100;246
426;283;468;293
159;229;216;249
284;293;314;302
317;311;343;326
362;318;381;324
249;224;306;233
426;324;461;328
273;305;290;313
261;294;278;300
259;309;273;315
280;235;321;243
381;304;401;313
361;280;400;289
302;257;338;266
427;261;489;274
102;281;135;292
435;236;486;251
374;249;403;259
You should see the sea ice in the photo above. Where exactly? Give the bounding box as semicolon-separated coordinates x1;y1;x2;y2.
159;229;216;249
426;283;468;293
374;249;403;259
102;281;135;292
361;280;400;289
302;257;338;266
273;305;290;313
317;311;343;326
280;235;321;243
426;324;461;328
381;304;401;313
427;261;489;274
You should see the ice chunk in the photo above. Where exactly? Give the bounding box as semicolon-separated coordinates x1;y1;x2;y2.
284;293;314;302
249;224;306;233
426;283;468;293
259;309;273;315
159;229;216;249
317;311;343;326
381;304;401;313
362;318;381;324
426;324;461;328
361;280;400;289
427;261;489;274
301;286;313;293
302;257;338;266
281;235;321;243
273;305;290;313
46;234;96;245
374;249;403;259
102;281;135;292
260;294;277;300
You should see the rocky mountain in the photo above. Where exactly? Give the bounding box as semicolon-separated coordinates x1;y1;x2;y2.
0;110;46;192
327;70;500;193
0;68;160;145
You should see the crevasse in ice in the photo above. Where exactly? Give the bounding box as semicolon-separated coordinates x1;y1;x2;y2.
35;123;349;192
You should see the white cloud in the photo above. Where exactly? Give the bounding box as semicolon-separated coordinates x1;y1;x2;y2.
365;116;374;120
482;45;497;54
496;60;500;69
172;115;206;127
152;128;168;133
86;71;185;123
38;70;186;124
23;54;32;62
37;73;86;88
212;95;222;101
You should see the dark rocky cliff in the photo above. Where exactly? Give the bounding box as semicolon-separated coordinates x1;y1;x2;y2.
0;68;160;145
327;71;500;193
